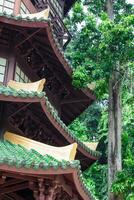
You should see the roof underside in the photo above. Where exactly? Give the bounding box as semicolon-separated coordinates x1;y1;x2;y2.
0;84;100;170
0;13;95;125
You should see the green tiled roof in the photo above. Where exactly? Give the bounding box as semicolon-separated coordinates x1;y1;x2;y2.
0;84;101;159
0;140;78;169
0;12;51;22
0;139;96;200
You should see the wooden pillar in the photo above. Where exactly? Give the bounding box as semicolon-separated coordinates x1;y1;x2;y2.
0;176;6;185
29;181;38;200
46;185;57;200
38;179;45;200
13;0;21;16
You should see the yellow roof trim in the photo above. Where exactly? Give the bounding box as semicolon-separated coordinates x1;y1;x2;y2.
83;142;98;151
18;8;50;20
4;132;78;161
7;79;46;93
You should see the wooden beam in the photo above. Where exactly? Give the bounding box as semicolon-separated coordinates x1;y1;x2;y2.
15;30;71;92
0;182;29;194
1;179;25;188
27;109;61;146
56;176;73;197
8;193;25;200
61;98;89;105
8;103;32;118
15;29;42;49
1;172;55;181
1;172;36;182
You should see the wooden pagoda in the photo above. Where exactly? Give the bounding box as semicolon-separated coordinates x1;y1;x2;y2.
0;1;100;199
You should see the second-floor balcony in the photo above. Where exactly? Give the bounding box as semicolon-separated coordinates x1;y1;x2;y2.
40;0;72;48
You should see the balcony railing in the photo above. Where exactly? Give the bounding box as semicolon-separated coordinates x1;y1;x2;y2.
32;0;72;48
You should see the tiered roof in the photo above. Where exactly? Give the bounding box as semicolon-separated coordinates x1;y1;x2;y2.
0;84;101;168
0;4;100;199
0;11;95;124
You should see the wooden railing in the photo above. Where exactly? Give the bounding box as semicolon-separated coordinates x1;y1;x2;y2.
32;0;72;48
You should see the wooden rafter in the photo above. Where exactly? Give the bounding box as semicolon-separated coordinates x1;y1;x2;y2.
61;98;89;105
0;182;29;194
15;28;42;49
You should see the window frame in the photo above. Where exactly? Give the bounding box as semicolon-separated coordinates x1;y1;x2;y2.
0;56;8;84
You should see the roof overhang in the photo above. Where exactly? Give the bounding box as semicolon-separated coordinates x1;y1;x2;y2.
0;13;95;125
0;139;94;200
0;85;101;169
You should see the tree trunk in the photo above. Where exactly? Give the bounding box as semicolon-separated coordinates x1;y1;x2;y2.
106;1;122;199
108;70;122;200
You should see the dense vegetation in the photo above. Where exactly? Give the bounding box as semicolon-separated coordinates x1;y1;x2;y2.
66;0;134;199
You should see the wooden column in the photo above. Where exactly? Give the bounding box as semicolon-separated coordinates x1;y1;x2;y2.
38;179;45;200
13;0;21;16
0;176;6;185
29;181;38;200
46;182;58;200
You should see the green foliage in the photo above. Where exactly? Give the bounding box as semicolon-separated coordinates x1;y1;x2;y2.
69;13;134;98
112;158;134;199
69;103;102;141
112;93;134;199
79;103;102;139
69;119;89;141
84;163;108;200
72;66;90;88
66;0;134;199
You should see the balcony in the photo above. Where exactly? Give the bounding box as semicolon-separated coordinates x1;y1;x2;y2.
31;0;72;48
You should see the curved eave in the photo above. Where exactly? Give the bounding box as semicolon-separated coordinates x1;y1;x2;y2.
0;90;101;164
46;25;95;99
0;13;95;124
0;163;94;200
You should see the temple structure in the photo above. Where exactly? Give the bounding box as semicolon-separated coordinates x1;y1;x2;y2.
0;1;100;199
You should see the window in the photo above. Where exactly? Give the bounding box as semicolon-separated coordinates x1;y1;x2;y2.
20;2;30;14
0;57;7;83
0;0;15;14
15;65;31;83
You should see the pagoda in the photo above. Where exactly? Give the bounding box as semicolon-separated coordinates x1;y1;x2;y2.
0;1;101;199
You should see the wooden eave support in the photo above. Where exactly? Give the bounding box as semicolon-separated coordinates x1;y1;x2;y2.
0;166;91;200
27;109;62;146
8;103;32;118
1;179;25;188
15;28;42;49
0;182;28;194
15;29;72;94
61;98;90;105
7;193;25;200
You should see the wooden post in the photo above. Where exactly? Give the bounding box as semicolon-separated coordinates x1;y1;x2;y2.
38;179;45;200
46;183;57;200
13;0;21;16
